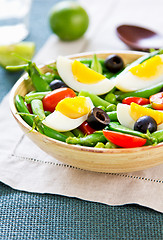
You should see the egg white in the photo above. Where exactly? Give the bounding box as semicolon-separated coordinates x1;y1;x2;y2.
56;56;115;95
115;55;163;92
117;103;135;129
43;97;94;132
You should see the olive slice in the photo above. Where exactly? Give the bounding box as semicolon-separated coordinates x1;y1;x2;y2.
87;107;110;130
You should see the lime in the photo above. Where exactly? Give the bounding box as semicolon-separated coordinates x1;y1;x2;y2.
49;1;89;41
0;42;35;70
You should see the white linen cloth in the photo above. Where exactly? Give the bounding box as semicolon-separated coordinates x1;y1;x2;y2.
0;0;163;213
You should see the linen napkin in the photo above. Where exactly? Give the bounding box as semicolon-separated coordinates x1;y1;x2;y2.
1;0;163;213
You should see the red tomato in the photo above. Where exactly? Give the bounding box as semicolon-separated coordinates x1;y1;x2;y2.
103;130;146;148
150;92;163;110
79;121;95;135
122;97;149;105
42;87;76;112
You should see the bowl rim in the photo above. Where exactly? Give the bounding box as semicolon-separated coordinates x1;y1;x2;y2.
9;50;163;155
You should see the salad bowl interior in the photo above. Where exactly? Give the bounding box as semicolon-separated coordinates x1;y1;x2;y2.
10;51;163;173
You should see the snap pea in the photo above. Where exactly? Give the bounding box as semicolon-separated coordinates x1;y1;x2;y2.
15;95;34;127
66;132;107;147
117;82;163;101
7;61;51;92
104;92;117;104
42;73;61;83
27;62;51;91
31;99;45;120
25;91;51;104
79;90;116;111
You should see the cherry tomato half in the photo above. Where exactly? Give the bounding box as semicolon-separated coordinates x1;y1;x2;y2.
103;130;147;148
122;97;149;105
150;92;163;110
79;121;95;135
42;87;76;112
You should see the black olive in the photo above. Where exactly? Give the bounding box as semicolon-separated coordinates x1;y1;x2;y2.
134;116;157;133
104;55;124;73
49;79;68;90
87;107;110;130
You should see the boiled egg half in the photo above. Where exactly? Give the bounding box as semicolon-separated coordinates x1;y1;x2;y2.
117;102;163;130
56;56;115;95
43;96;94;132
115;55;163;92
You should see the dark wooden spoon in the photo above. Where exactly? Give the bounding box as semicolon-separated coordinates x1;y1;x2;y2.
116;24;163;51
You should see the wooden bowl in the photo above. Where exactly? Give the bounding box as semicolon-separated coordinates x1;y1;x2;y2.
9;51;163;173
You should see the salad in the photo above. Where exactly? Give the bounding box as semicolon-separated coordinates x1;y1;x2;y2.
9;49;163;149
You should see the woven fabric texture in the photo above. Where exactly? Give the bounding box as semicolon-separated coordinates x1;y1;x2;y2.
0;182;162;240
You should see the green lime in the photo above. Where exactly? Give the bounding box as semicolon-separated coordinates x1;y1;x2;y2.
0;42;35;70
49;1;89;41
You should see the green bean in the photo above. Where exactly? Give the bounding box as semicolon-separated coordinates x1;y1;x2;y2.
40;124;67;142
25;91;51;103
94;142;105;148
45;111;51;116
143;103;153;109
15;95;33;127
151;130;163;144
90;54;103;74
78;90;116;111
106;111;118;121
107;122;148;139
31;99;45;120
79;58;105;66
105;141;117;148
66;132;107;147
117;82;163;100
62;131;75;137
97;105;106;111
72;128;84;137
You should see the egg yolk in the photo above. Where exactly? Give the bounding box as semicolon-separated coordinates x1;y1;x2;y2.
129;55;163;79
71;60;105;84
56;96;91;119
130;102;163;124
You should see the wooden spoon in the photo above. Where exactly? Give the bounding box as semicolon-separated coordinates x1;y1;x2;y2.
116;24;163;51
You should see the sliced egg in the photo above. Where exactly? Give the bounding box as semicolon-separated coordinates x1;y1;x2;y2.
43;96;94;132
117;103;135;129
115;55;163;92
117;102;163;130
56;56;115;95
